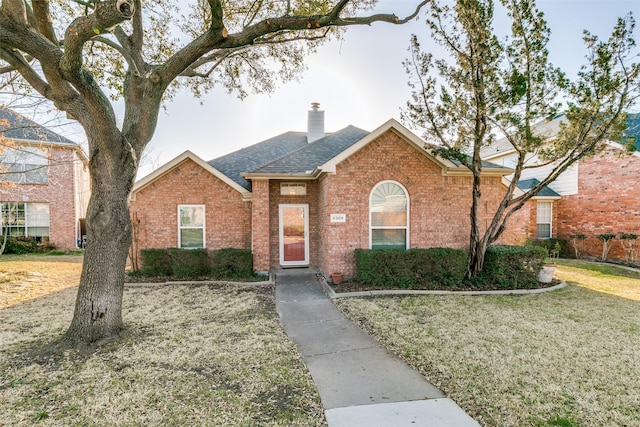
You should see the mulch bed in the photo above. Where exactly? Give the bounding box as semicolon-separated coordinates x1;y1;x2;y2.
330;279;563;294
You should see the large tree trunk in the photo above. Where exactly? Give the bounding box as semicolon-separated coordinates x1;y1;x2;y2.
64;143;136;345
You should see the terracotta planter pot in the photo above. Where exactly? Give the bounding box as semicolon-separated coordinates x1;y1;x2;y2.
331;272;343;285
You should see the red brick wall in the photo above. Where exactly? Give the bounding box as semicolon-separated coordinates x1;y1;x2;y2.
498;201;531;246
251;179;270;272
315;130;515;278
557;147;640;260
0;146;80;249
130;159;251;255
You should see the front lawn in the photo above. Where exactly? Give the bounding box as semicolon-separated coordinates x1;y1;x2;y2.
335;261;640;426
0;256;324;426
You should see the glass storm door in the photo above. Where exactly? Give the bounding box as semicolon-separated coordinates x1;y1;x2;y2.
279;204;309;266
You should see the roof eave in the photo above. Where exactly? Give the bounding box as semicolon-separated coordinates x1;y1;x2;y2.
6;137;89;164
242;172;316;180
441;167;514;177
532;195;562;200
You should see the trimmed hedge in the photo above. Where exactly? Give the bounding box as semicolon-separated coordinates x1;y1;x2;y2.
210;248;253;278
2;237;56;255
478;245;547;289
355;248;467;289
355;245;547;290
138;247;253;279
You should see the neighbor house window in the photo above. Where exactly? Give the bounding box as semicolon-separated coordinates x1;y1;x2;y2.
0;146;49;184
536;201;553;239
178;205;205;249
370;181;409;249
1;202;50;238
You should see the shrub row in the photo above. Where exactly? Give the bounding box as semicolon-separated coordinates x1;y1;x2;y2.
138;248;253;279
479;245;547;289
355;248;467;289
355;245;547;289
2;237;56;255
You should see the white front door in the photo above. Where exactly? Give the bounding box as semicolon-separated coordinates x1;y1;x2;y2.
279;204;309;266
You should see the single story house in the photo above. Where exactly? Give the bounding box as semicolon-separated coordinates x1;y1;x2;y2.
130;104;521;277
481;114;640;261
0;107;90;250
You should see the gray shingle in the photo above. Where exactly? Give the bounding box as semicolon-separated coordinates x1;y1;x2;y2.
0;107;77;145
249;126;368;174
517;178;560;197
208;131;309;190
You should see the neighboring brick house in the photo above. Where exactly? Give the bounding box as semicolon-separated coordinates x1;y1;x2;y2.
0;107;90;250
130;104;517;277
482;114;640;261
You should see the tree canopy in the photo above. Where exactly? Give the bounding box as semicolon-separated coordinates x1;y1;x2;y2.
402;0;640;278
0;0;428;345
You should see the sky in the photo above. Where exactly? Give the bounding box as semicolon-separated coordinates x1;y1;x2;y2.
59;1;640;177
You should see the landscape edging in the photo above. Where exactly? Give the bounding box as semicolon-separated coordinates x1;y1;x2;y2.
323;279;567;299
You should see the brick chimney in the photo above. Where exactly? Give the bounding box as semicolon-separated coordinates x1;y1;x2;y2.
307;102;325;143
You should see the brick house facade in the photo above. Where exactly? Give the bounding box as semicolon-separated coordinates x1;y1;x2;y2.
0;108;90;250
556;145;640;260
131;106;521;277
482;114;640;262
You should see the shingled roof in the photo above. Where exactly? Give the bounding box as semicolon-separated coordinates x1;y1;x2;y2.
482;113;640;160
248;126;369;175
517;178;561;198
0;107;77;146
208;131;309;190
209;126;369;190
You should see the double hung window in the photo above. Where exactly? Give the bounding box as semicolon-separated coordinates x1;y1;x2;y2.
536;201;553;239
178;205;205;248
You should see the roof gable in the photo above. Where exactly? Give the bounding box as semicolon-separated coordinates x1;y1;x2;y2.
319;119;512;177
132;150;251;201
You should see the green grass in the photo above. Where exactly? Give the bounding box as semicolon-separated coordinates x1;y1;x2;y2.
336;261;640;426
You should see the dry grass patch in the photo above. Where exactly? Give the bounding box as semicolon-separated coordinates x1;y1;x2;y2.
1;265;324;426
554;259;640;302
0;254;84;309
336;269;640;426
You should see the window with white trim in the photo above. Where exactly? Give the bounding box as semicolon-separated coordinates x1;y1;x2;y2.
370;181;409;249
536;201;553;239
0;146;49;184
1;202;50;238
178;205;205;248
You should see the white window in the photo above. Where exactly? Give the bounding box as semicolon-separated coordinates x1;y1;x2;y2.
370;181;409;249
0;146;49;184
280;182;307;196
178;205;205;249
1;202;50;238
536;201;553;239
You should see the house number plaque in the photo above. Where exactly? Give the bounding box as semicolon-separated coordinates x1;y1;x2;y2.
330;214;346;223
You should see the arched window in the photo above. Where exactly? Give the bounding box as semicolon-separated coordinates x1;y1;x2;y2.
369;181;409;249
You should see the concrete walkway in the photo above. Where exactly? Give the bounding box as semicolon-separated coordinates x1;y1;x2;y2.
274;268;480;427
